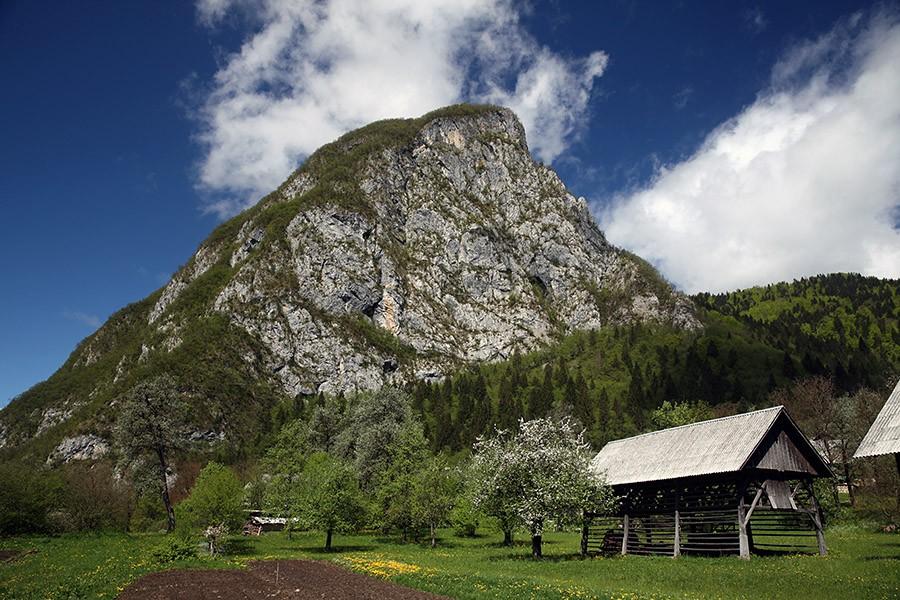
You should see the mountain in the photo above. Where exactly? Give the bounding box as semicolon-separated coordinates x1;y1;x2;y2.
0;104;697;464
411;274;899;453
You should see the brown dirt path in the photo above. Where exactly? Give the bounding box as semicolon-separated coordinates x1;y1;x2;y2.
117;559;449;600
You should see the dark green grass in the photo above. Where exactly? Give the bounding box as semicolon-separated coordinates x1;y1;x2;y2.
1;526;898;599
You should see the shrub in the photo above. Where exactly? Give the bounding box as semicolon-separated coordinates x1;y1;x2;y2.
179;462;244;553
450;495;482;537
151;535;197;563
0;462;63;534
60;461;133;531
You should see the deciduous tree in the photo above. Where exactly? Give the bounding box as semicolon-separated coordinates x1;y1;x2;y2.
297;452;365;550
471;417;614;558
114;374;186;532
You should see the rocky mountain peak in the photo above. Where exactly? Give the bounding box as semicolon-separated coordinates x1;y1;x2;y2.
1;104;697;460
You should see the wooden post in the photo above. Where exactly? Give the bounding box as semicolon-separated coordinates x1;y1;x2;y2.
621;514;629;555
804;479;828;556
673;510;681;558
580;512;590;557
738;496;750;560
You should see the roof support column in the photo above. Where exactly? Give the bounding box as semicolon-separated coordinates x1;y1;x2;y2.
738;481;750;560
580;511;590;557
673;510;681;558
803;478;827;556
621;514;629;555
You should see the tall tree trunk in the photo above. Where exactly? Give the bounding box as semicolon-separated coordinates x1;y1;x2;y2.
156;447;175;533
503;528;513;546
430;523;436;548
325;528;333;550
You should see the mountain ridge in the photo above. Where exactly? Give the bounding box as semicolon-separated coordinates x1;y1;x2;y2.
0;104;697;462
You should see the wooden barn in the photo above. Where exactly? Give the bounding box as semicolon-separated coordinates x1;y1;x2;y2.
853;378;900;474
583;406;833;559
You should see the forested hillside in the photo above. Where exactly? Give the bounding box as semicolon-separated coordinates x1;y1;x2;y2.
406;274;899;452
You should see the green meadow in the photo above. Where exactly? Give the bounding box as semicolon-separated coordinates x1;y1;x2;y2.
1;526;897;600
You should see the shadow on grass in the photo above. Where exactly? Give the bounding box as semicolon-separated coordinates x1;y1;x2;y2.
487;551;588;563
302;545;378;554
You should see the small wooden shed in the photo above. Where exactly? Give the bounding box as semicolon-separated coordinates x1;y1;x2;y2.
584;406;832;559
853;378;900;475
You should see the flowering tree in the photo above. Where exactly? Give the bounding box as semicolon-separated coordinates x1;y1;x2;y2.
471;417;615;558
114;374;186;533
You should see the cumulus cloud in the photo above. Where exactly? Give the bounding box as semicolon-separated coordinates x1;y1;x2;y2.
600;11;900;293
194;0;607;216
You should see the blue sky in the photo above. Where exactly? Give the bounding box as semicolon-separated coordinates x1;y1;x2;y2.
1;0;898;406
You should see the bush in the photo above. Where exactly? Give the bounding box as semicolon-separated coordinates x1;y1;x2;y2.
130;492;168;532
60;461;133;532
151;535;197;563
450;495;482;537
179;462;244;554
0;462;63;534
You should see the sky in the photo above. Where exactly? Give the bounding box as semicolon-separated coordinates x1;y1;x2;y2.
1;0;898;406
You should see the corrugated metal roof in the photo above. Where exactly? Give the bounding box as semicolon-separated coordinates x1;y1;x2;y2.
854;378;900;458
591;406;784;486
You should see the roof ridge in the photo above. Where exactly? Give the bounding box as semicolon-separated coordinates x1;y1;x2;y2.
603;405;783;446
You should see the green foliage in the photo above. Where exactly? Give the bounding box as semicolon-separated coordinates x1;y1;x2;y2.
2;528;899;600
150;535;196;563
412;454;461;546
178;462;244;532
296;452;366;549
115;374;187;531
649;400;713;429
336;387;420;490
449;494;483;537
261;418;311;534
693;273;899;391
57;461;132;532
374;421;430;540
114;375;186;464
413;275;899;453
0;462;63;534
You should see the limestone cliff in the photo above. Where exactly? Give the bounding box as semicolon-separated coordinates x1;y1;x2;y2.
0;105;697;462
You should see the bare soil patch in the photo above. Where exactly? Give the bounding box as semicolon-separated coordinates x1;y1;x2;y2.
117;559;447;600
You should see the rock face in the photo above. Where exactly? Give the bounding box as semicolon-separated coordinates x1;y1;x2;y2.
209;107;696;397
46;434;110;465
0;105;698;459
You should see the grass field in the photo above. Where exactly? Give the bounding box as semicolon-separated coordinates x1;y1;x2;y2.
0;526;897;600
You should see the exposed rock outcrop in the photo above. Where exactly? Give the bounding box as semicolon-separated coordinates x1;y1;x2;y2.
46;434;110;465
1;105;699;456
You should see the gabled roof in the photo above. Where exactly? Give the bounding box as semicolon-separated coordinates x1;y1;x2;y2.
854;378;900;458
591;406;830;486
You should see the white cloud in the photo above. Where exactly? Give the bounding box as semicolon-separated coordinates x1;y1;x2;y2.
63;310;101;329
600;11;900;293
194;0;607;216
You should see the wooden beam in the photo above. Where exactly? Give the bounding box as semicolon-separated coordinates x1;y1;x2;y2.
804;479;828;556
621;514;629;555
580;512;589;557
743;481;767;525
673;510;681;558
737;481;751;560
